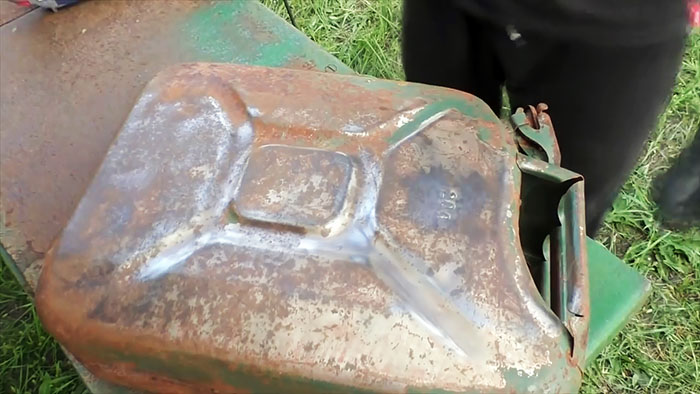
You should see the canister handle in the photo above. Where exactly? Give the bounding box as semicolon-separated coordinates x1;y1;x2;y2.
513;104;590;368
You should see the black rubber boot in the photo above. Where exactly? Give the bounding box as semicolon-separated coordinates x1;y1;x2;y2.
654;129;700;230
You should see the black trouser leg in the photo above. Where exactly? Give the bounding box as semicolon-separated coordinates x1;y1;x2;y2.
495;31;686;234
402;0;504;112
401;1;685;235
654;129;700;229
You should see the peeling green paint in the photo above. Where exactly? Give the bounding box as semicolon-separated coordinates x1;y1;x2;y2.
502;360;581;394
184;1;351;72
81;344;375;394
385;98;504;147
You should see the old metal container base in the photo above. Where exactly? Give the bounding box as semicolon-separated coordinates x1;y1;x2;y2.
36;63;586;393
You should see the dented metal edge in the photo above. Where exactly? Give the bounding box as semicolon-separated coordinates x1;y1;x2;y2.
516;153;589;368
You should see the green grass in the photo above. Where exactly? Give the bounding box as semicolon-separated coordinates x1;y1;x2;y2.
1;1;699;392
580;30;700;393
0;262;87;394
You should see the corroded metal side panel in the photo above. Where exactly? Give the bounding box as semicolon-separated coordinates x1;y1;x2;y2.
516;154;590;366
0;0;347;273
36;63;582;393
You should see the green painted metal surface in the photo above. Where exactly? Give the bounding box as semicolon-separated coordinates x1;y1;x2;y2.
585;238;652;364
516;150;651;369
184;1;352;73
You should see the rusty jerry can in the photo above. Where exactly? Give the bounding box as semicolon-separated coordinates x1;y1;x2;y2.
36;63;589;393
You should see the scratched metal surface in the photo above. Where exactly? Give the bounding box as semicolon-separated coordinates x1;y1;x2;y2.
516;154;590;368
0;2;33;26
36;63;582;393
0;0;347;276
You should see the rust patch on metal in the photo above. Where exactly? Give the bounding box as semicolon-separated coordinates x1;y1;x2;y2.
234;145;354;231
35;63;582;392
526;103;561;165
513;103;562;165
285;56;319;71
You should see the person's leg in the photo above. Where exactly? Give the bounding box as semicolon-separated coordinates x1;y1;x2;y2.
494;31;686;234
654;129;700;230
401;0;504;112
